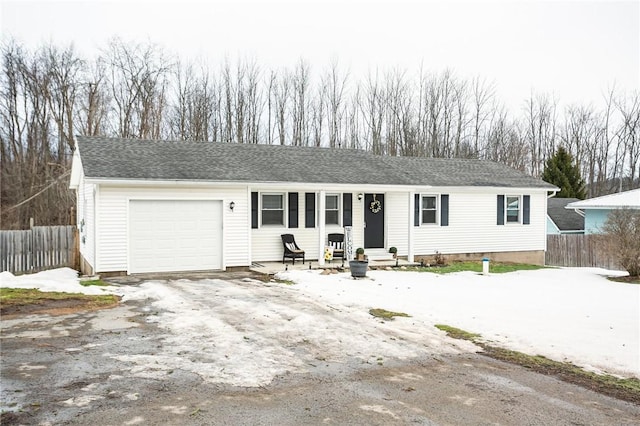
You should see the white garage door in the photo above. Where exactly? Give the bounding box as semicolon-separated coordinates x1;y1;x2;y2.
129;200;222;273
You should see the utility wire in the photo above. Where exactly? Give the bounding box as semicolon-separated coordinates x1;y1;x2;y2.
4;170;72;212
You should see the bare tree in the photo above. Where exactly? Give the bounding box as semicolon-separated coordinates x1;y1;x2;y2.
603;209;640;277
0;40;75;229
485;105;528;171
323;60;348;148
359;71;385;154
310;77;327;147
272;69;290;145
470;76;495;157
523;92;557;176
244;59;263;144
291;59;310;146
77;57;110;137
384;69;414;156
616;91;640;189
104;38;173;139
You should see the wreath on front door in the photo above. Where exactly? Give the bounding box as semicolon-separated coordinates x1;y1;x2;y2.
370;195;382;213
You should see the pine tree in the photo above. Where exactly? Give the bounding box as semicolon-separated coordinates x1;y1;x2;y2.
542;147;587;199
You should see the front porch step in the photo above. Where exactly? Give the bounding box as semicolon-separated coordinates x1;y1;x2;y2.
365;249;395;261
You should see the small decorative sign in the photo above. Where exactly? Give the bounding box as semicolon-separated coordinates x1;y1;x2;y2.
324;246;334;261
344;226;353;261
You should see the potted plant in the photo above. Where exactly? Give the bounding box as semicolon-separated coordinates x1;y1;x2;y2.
388;246;398;259
349;248;368;278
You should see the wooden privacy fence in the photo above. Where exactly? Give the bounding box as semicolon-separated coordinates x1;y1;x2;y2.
546;234;620;270
1;226;79;275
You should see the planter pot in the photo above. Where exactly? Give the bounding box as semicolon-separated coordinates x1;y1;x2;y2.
349;260;369;278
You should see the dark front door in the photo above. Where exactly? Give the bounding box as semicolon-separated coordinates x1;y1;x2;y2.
364;193;384;248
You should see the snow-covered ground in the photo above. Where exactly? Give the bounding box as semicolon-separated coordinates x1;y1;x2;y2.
0;268;109;296
279;267;639;378
1;266;638;382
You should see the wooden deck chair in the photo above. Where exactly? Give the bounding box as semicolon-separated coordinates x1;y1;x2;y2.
328;233;344;262
281;234;305;264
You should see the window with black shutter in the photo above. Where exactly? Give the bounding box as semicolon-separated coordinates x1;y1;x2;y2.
343;193;352;226
440;194;449;226
288;192;298;228
305;192;316;228
251;192;258;229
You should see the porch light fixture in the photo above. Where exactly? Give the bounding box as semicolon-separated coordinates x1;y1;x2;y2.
357;193;364;201
229;201;235;211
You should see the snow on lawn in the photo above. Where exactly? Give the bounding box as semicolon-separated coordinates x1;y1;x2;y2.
278;267;640;378
0;268;112;296
1;266;637;386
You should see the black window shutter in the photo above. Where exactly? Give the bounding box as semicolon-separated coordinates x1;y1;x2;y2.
414;194;420;226
440;194;449;226
497;195;505;225
288;192;298;228
251;192;258;229
523;195;530;225
305;192;316;228
343;193;352;226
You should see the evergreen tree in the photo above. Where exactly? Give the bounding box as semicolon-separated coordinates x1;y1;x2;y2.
542;147;587;199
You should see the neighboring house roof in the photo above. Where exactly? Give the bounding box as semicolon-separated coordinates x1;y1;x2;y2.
547;198;584;231
565;189;640;210
76;136;558;189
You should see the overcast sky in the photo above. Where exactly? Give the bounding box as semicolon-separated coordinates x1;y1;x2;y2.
1;0;638;112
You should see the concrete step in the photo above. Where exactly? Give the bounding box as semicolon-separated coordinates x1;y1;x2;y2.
364;249;395;261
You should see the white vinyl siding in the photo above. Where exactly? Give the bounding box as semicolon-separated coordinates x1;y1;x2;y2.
95;185;248;273
413;190;547;255
385;192;409;256
77;177;95;268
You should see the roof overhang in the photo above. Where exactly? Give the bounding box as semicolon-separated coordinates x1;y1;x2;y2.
82;177;554;193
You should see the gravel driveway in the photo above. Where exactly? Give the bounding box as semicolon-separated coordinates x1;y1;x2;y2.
1;274;638;425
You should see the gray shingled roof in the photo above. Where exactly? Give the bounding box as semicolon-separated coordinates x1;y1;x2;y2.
76;136;557;189
547;198;585;231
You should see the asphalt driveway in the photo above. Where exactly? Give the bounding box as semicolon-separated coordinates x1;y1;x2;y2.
1;274;639;425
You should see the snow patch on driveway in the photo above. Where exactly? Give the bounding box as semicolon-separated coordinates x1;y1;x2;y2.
119;278;475;387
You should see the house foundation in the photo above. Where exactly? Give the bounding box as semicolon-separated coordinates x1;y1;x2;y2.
415;250;546;266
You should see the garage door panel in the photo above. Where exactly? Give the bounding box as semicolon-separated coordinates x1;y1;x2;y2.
129;200;222;273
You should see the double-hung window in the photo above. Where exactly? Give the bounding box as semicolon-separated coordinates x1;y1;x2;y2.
262;193;284;226
421;195;438;225
506;196;520;223
325;194;340;225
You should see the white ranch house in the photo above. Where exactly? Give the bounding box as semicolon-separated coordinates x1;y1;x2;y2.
70;136;558;275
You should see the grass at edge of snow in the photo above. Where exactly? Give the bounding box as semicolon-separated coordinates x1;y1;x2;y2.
0;287;120;308
435;324;640;404
408;261;547;274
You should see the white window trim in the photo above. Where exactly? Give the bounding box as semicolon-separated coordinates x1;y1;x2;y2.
325;193;341;226
420;194;439;226
505;195;521;224
261;192;286;227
